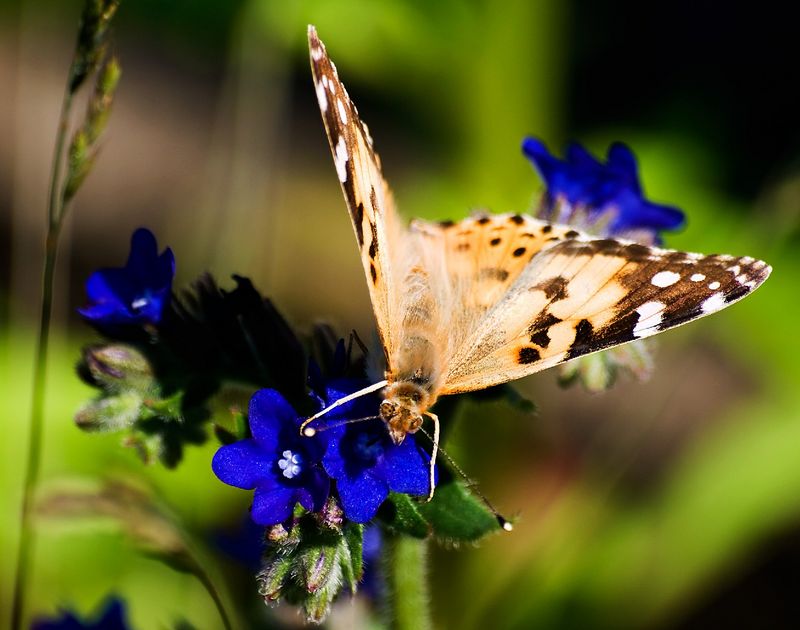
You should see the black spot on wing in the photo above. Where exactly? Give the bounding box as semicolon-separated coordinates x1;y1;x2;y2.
529;329;551;348
490;237;502;246
368;221;379;259
370;263;378;284
353;202;365;247
531;276;569;301
518;347;541;364
566;319;594;360
529;312;561;331
513;247;526;257
724;284;750;303
510;214;525;225
565;312;641;361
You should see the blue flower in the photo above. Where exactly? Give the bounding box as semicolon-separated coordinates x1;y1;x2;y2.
522;138;685;243
212;389;330;526
79;228;175;326
321;381;432;524
31;597;129;630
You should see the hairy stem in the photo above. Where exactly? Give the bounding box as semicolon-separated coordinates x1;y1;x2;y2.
384;535;432;630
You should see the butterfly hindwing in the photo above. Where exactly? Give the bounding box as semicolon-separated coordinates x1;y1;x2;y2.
441;235;771;393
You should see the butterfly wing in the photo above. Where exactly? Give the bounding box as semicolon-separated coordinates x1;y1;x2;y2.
308;26;404;367
438;230;771;393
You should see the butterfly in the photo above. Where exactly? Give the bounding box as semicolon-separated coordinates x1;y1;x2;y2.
303;26;771;500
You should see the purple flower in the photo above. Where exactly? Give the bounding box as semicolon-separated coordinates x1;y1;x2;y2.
212;389;330;526
31;597;129;630
522;138;685;243
321;382;432;524
79;228;175;326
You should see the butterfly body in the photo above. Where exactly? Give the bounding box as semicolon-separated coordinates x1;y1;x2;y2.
306;26;771;455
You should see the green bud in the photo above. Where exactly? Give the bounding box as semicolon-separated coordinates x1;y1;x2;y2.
75;391;142;432
121;431;163;465
256;514;365;624
82;344;154;392
300;538;340;594
63;129;94;203
69;0;121;93
558;342;654;393
316;496;344;532
85;57;121;144
257;554;294;605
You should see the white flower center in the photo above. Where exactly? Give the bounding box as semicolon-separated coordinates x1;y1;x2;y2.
277;449;303;479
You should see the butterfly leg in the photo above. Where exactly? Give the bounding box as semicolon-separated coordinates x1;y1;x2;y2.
424;411;440;501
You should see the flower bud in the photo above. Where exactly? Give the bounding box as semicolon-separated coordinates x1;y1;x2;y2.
256;514;365;624
82;344;154;392
75;392;143;432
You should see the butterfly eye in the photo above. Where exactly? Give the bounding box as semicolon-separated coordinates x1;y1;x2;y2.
379;400;396;419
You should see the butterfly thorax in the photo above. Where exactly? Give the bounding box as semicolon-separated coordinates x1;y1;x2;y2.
379;381;435;445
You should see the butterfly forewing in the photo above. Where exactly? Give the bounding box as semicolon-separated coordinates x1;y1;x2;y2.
308;26;402;367
441;237;771;393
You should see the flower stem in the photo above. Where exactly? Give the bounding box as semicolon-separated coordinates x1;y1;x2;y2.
9;90;74;630
384;535;433;630
192;563;235;630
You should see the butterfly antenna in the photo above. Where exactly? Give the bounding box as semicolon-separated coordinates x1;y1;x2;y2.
300;380;388;437
418;425;514;532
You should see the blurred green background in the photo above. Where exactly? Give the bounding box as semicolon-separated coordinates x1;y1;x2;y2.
1;0;799;628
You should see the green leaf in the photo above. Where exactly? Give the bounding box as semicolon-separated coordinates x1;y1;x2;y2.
378;493;431;539
341;521;364;591
418;481;502;543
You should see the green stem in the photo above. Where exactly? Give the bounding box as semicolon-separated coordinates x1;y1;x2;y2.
9;89;74;630
384;535;433;630
193;564;235;630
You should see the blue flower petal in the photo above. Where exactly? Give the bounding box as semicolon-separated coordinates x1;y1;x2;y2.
335;471;388;524
248;389;296;448
212;440;274;489
379;439;431;496
32;596;129;630
252;485;297;525
522;137;686;242
79;228;174;327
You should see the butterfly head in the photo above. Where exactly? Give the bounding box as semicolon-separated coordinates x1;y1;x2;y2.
379;381;431;445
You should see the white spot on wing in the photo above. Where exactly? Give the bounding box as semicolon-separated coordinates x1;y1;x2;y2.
690;273;705;282
315;81;328;112
651;270;681;287
702;292;726;314
334;135;348;183
633;301;664;337
311;45;323;61
337;98;348;124
708;281;721;290
728;264;741;275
